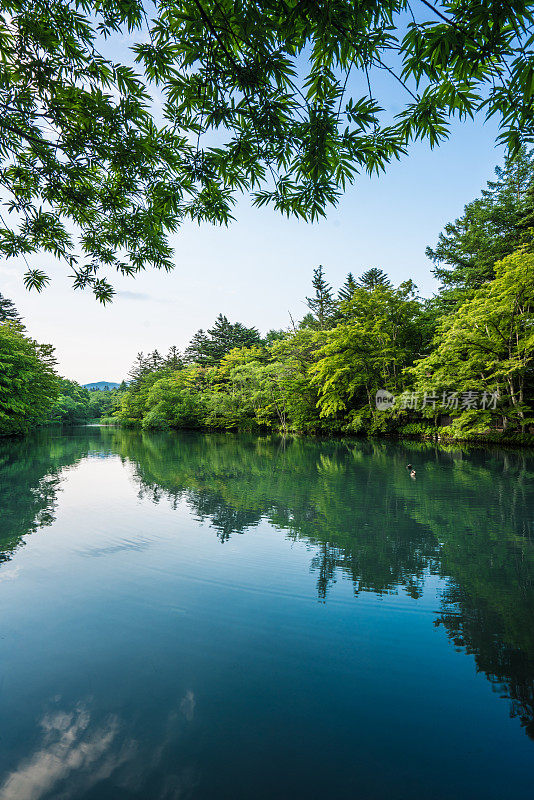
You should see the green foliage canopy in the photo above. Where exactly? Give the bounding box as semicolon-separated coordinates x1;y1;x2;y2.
48;378;124;424
427;148;534;306
4;1;534;298
0;323;57;434
312;280;430;419
185;314;261;365
0;293;21;324
412;248;534;427
306;265;336;330
116;277;435;433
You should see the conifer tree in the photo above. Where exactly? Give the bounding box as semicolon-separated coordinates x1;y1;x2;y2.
337;273;357;303
185;331;209;364
128;353;147;385
146;350;164;372
356;268;392;291
165;346;183;371
186;315;261;365
0;293;21;324
427;148;534;306
306;266;335;329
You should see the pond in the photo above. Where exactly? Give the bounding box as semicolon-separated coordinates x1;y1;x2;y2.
0;427;533;799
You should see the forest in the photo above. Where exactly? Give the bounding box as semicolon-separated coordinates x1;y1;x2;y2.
2;149;534;443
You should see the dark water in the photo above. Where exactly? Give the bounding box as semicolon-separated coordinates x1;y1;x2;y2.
0;428;533;799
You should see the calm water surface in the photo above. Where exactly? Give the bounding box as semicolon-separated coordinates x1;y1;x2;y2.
0;427;533;799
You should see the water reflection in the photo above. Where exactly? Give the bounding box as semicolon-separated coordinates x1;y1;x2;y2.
1;704;127;800
0;695;199;800
0;426;533;749
0;432;82;565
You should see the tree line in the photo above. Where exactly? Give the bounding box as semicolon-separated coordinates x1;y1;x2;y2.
2;148;534;441
114;149;534;441
0;297;126;432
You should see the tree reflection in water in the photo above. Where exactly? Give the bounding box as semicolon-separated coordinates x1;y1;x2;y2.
1;427;533;740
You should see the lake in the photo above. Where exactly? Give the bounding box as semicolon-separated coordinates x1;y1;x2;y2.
0;427;533;799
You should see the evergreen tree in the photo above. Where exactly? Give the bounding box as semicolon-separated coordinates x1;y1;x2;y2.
128;353;148;385
186;315;261;365
127;350;165;386
185;330;209;364
427;148;534;306
0;293;21;324
263;329;286;346
356;268;392;291
298;312;319;331
306;266;335;329
146;350;164;372
337;273;357;303
165;346;183;371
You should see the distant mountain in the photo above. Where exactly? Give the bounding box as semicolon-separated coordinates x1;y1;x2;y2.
83;381;120;391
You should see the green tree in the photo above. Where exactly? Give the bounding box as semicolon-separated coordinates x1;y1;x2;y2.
49;379;92;424
204;346;296;431
121;346;184;425
165;346;184;371
427;148;534;307
128;353;150;386
306;266;336;329
143;366;207;429
203;347;269;430
117;370;166;427
0;324;58;434
269;328;326;431
185;314;261;365
337;273;357;304
184;331;208;363
5;1;534;299
411;248;534;430
0;0;194;302
262;329;286;346
311;282;426;421
0;294;21;324
128;350;166;385
356;268;392;291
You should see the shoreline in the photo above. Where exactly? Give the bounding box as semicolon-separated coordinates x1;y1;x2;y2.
4;422;533;451
92;421;534;450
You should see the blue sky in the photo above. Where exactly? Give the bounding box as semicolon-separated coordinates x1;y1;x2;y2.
0;24;505;383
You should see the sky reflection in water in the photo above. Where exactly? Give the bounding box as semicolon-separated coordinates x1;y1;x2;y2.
0;428;533;799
